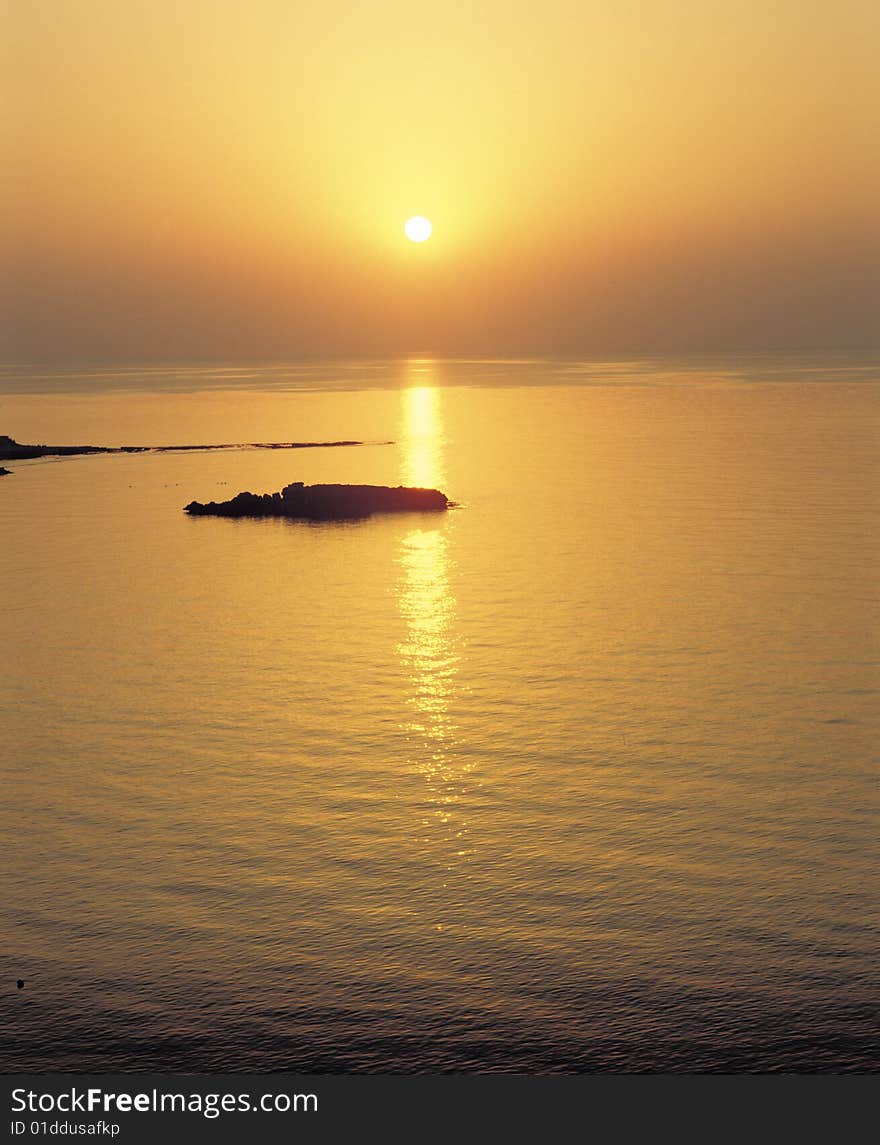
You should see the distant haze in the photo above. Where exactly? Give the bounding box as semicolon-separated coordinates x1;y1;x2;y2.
3;0;878;362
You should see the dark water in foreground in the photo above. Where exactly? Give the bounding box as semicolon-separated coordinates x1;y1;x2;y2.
1;358;878;1071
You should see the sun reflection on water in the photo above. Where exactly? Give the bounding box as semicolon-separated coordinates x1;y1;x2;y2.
396;362;472;877
401;380;446;489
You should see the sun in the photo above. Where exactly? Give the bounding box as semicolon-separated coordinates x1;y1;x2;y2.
404;216;433;243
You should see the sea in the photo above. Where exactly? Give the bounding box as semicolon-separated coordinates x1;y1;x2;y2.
1;355;877;1072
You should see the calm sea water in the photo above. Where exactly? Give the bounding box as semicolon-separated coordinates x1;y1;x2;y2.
2;357;878;1072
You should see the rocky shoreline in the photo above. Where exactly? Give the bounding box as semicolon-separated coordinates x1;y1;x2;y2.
0;434;380;464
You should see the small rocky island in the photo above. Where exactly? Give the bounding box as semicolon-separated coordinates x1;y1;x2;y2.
185;482;450;520
0;466;10;477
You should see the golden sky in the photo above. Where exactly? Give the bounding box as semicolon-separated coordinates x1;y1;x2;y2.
3;0;878;360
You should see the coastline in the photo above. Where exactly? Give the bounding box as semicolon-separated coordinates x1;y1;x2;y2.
0;434;389;470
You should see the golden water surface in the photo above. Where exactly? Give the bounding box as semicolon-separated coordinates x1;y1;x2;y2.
1;358;877;1070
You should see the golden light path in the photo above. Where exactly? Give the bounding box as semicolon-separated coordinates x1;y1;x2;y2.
396;362;472;893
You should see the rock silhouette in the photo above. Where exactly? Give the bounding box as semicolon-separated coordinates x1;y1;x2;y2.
185;481;449;520
0;466;10;477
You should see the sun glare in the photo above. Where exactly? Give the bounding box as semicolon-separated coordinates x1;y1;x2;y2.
404;216;433;243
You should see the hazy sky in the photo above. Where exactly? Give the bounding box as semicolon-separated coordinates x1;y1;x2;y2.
3;0;878;361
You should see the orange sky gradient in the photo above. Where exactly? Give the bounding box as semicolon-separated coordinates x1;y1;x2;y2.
3;0;878;361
